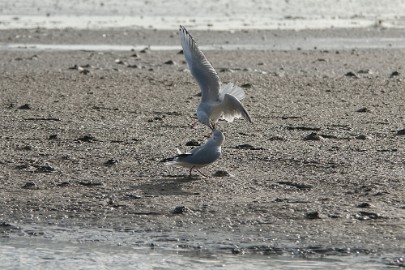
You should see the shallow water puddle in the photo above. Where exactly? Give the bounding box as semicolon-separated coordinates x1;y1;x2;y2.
0;237;390;270
0;225;402;269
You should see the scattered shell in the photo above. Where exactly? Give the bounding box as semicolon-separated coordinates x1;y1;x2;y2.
354;211;383;220
358;69;373;74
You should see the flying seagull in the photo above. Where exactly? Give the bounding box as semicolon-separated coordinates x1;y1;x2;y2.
179;25;252;130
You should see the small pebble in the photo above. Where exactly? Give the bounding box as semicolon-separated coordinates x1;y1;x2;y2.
396;129;405;135
303;132;324;141
18;104;31;110
213;170;230;177
241;83;253;88
22;182;37;189
235;144;255;150
76;135;97;142
356;107;369;113
173;206;188;214
305;211;321;219
164;60;176;65
357;202;373;208
115;59;125;65
127;64;141;69
185;140;200;146
49;134;58;140
78;180;104;187
390;71;400;78
79;69;90;75
345;71;359;78
232;247;244;254
105;159;119;166
140;48;150;54
35;164;55;173
356;134;372;140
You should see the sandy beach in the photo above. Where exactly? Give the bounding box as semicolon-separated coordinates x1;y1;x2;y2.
0;27;404;266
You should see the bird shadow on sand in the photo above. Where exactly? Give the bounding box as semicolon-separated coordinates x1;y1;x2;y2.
136;175;202;196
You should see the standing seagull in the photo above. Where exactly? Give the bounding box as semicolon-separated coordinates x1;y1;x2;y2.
179;25;252;130
161;129;224;177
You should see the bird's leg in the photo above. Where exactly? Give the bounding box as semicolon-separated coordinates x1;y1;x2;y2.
189;166;194;178
196;169;208;178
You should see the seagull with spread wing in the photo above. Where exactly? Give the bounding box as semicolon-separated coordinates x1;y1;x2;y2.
179;25;252;130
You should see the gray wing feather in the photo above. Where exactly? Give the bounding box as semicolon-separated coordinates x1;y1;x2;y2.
219;83;246;101
220;94;252;123
179;26;220;102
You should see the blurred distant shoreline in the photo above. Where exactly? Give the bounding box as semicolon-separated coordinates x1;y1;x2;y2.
1;0;405;31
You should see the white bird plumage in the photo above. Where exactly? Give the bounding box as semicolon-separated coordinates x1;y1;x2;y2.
161;129;224;177
179;25;252;130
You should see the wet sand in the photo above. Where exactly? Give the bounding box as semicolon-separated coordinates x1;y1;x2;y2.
0;28;404;262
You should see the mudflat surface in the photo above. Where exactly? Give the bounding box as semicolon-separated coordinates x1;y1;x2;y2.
0;29;404;259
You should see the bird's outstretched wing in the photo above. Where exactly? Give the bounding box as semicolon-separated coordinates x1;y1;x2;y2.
219;94;252;123
179;25;220;102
